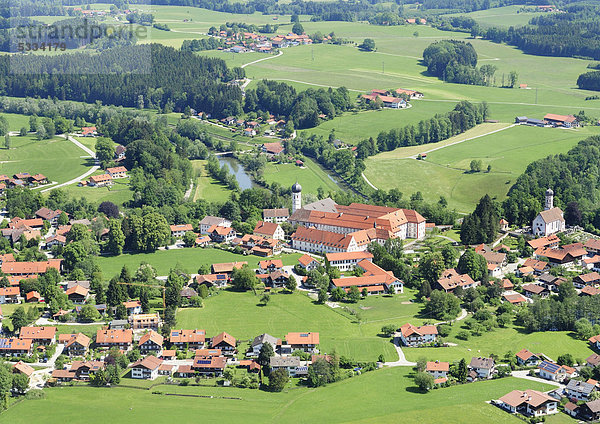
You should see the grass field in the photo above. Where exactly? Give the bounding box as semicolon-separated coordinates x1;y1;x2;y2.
191;159;234;202
0;135;92;185
1;113;32;132
1;369;556;424
364;124;600;212
56;179;133;206
446;5;551;28
95;248;302;277
262;157;341;194
403;322;593;364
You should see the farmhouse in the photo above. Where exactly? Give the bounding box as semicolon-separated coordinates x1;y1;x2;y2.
528;234;560;250
426;361;449;380
331;260;403;294
395;323;438;347
261;142;284;156
212;262;247;275
395;88;424;99
88;174;113;187
498;390;558;417
543;113;579;128
532;189;565;237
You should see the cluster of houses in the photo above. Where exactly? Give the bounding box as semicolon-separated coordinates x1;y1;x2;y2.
0;173;48;195
210;30;315;55
217;115;287;137
361;88;424;109
515;113;579;128
80;166;128;188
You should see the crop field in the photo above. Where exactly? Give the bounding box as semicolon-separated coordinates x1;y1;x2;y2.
95;248;302;277
364;124;600;212
262;157;340;194
0;135;92;185
1;369;556;424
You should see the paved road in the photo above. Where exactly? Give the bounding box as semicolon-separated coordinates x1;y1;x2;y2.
240;50;283;69
384;341;416;367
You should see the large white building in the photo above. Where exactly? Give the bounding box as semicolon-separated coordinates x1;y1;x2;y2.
532;189;565;237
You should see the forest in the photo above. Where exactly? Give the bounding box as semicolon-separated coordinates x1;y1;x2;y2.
503;135;600;234
0;44;245;118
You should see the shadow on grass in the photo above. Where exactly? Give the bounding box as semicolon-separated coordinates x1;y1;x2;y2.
405;385;427;394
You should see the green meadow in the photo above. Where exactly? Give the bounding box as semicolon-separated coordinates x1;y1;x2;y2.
262;157;340;194
191;159;235;202
1;370;556;424
446;5;551;28
95;248;302;277
0;135;92;185
364;124;600;212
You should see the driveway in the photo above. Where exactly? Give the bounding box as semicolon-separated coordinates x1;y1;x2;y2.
511;370;565;389
384;341;416;367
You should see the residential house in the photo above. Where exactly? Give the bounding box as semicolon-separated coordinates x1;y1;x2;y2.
35;207;64;226
208;225;236;243
169;329;206;350
51;369;76;382
298;254;320;272
285;332;319;353
12;361;34;378
565;380;596;401
522;283;550;299
564;402;579;418
211;332;237;355
581;286;600;296
325;251;374;272
70;360;104;380
88;174;113;187
580;399;600;421
436;269;478;293
332;260;403;294
469;357;495;380
588;353;600;368
138;330;164;355
574;272;600;288
498;389;558;417
0;338;32;356
66;284;89;304
395;323;438;347
192;356;227;376
258;259;283;273
212;262;247;275
261;142;284;156
516;349;543;366
45;234;66;249
253;221;285;240
95;329;133;350
590;335;600;350
106;166;128;179
585;239;600;256
538;361;568;382
59;333;91;356
19;326;56;345
130;355;163;380
264;270;289;288
0;287;19;304
130;313;160;331
1;259;61;277
195;273;229;289
123;300;142;315
426;361;449;381
170;224;194;239
536;273;566;291
81;126;97;136
199;216;231;235
263;208;289;223
528;234;560;250
115;145;127;160
249;333;278;357
270;356;302;377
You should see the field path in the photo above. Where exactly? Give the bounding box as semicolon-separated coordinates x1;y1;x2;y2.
41;135;99;193
241;49;282;69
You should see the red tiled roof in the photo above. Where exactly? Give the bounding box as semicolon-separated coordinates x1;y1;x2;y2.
19;326;56;340
211;332;236;348
286;332;319;345
96;329;133;344
139;330;164;347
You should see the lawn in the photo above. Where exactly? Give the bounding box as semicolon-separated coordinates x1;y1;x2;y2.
262;157;341;195
403;323;594;365
1;368;555;423
1;113;32;132
95;248;302;277
191;159;234;203
56;179;133;207
0;135;92;185
364;124;600;212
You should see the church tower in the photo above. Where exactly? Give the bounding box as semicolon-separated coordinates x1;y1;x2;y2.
292;182;302;213
545;188;554;211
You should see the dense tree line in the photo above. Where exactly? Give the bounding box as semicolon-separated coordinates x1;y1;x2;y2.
577;71;600;91
481;5;600;60
181;37;224;52
460;194;500;244
245;81;353;129
504;135;600;233
0;44;245;118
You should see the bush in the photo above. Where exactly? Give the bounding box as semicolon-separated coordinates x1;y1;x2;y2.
437;323;452;337
456;330;470;340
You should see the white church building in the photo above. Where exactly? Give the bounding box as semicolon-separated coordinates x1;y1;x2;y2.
532;189;565;237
